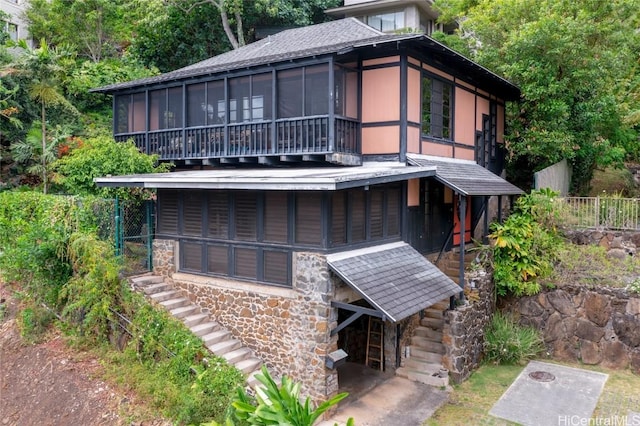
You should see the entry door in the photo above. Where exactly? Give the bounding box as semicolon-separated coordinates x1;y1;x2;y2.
421;179;454;253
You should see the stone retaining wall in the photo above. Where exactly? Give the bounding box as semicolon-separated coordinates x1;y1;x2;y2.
564;229;640;259
504;285;640;373
154;240;338;403
442;269;495;383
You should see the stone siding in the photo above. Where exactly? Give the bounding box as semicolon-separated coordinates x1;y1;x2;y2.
152;239;176;277
564;229;640;259
165;250;338;403
504;285;640;373
442;269;495;383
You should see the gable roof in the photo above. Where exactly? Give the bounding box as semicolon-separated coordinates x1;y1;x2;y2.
92;18;519;99
327;242;461;322
407;154;524;196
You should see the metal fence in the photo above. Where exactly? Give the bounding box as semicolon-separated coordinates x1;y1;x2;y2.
558;197;640;230
114;198;155;276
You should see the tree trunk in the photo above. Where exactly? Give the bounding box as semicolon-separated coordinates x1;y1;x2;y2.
41;102;47;194
219;7;240;49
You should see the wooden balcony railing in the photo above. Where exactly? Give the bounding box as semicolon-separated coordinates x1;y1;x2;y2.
115;116;360;162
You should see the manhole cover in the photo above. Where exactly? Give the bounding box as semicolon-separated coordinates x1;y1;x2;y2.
529;371;556;382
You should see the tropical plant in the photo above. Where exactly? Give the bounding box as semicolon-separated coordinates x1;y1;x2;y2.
490;189;562;296
484;312;544;365
3;39;78;193
212;365;353;426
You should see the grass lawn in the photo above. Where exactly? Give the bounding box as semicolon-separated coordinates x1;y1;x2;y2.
425;360;640;425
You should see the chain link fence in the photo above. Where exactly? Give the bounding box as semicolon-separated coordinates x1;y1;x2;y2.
115;198;155;276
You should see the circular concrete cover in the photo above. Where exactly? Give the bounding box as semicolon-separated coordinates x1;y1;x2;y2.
528;371;556;382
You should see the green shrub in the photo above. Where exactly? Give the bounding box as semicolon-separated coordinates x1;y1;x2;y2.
490;189;562;296
17;305;55;342
484;312;544;365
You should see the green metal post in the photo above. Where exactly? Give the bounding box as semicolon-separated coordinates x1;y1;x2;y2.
114;196;122;257
146;200;153;271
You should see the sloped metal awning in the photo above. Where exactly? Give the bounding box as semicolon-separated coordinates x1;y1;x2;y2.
326;242;461;323
407;154;523;196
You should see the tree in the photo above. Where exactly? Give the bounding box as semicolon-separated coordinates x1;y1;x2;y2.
52;135;171;199
254;0;340;26
24;0;142;62
167;0;247;49
434;0;640;194
2;39;78;193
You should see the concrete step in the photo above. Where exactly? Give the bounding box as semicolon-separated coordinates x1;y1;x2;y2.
131;275;164;287
223;347;253;364
190;321;220;337
429;300;450;311
141;282;172;295
424;308;445;320
420;317;445;330
396;366;448;387
160;297;190;310
405;358;443;373
235;357;262;374
150;290;181;303
202;329;231;346
413;326;443;342
409;346;443;364
208;339;241;356
411;336;446;354
247;370;262;388
170;305;198;319
182;313;209;327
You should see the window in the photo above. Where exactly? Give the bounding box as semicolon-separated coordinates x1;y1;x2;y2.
295;192;322;245
277;65;329;118
114;93;145;134
187;83;206;127
422;75;452;139
149;87;183;130
234;192;257;241
367;11;405;32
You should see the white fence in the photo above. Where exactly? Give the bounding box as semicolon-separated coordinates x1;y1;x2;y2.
558;197;640;230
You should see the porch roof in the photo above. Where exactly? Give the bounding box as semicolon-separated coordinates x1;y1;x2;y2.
407;154;524;196
326;242;460;323
94;162;436;191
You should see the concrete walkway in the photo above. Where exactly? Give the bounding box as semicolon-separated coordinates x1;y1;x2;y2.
489;361;608;426
318;375;449;426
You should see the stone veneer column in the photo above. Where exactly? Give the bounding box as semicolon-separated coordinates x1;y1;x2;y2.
153;239;176;277
165;250;339;404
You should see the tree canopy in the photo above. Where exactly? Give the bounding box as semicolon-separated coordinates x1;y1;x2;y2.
434;0;640;193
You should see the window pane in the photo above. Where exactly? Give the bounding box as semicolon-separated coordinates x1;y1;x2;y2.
252;73;272;121
350;190;366;242
187;83;206;127
208;192;229;238
166;86;183;128
421;76;431;136
229;76;250;123
234;247;257;279
149;89;166;130
264;192;288;243
331;192;346;246
295;192;322;245
132;93;146;132
422;75;452;140
115;95;130;134
264;250;288;285
207;244;228;275
182;241;203;272
158;189;179;235
234;192;257;241
182;190;202;236
278;69;302;118
305;65;328;116
370;190;384;238
387;187;400;236
207;80;226;124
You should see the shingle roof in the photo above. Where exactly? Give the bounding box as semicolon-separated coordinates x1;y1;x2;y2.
326;242;461;322
94;18;401;92
407;154;524;196
92;18;519;99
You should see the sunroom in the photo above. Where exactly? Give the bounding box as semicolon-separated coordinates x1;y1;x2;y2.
111;61;359;166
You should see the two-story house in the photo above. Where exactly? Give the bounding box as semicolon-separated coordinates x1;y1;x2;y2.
94;18;522;403
326;0;455;35
0;0;31;45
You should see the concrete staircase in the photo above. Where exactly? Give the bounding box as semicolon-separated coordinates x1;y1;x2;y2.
396;300;450;387
130;274;263;388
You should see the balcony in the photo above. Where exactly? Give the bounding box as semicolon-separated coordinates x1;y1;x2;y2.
115;116;361;166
